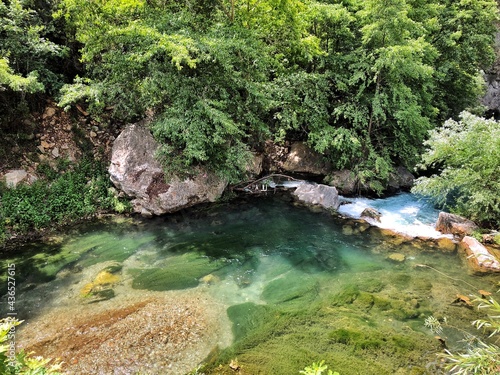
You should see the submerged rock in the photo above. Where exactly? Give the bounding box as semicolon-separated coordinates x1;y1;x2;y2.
387;253;406;263
292;181;340;210
436;212;478;236
109;123;227;216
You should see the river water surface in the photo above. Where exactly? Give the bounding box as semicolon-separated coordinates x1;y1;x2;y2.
1;193;499;374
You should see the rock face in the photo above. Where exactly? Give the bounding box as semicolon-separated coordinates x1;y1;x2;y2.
387;166;414;191
326;169;357;195
282;142;331;175
435;212;478;236
292;182;340;210
109;123;227;216
460;236;500;273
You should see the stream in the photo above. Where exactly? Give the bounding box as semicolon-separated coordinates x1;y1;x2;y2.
1;193;499;374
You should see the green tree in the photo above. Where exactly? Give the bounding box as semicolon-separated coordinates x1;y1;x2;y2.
412;112;500;226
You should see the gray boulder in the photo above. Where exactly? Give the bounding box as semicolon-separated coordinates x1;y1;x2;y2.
361;207;382;222
2;169;38;188
325;169;357;195
109;123;227;216
293;182;340;210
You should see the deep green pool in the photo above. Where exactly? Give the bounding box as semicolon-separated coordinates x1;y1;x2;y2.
1;195;499;374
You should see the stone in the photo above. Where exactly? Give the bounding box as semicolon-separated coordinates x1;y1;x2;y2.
37;146;45;153
325;169;357;195
3;169;27;188
51;147;59;158
292;181;340;210
245;152;264;177
388;253;406;262
109;123;227;216
40;140;51;149
387;166;415;191
436;212;478;236
361;207;382;222
90;131;97;138
42;106;56;119
460;236;500;273
282;142;331;175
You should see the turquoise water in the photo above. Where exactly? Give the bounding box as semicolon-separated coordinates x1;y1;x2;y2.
1;194;499;374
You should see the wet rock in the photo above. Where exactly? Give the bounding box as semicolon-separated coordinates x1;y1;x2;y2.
460;236;500;273
292;181;340;210
436;212;478;236
361;207;382;222
282;142;331;175
109;123;227;216
325;169;357;196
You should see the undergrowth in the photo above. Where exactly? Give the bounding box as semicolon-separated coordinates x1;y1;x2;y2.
0;158;130;243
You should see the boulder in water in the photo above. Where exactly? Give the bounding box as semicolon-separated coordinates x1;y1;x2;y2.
292;181;340;210
460;236;500;273
361;207;382;222
109;123;227;216
436;212;478;236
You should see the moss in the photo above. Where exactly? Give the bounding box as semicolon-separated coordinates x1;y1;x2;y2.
130;253;227;291
226;302;274;343
261;275;319;306
358;278;386;293
353;292;375;311
329;285;360;306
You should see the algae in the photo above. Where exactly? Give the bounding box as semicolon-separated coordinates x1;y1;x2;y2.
130;253;227;291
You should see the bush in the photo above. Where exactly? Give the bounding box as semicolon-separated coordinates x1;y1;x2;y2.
425;297;500;374
412;112;500;226
0;318;63;374
0;158;130;240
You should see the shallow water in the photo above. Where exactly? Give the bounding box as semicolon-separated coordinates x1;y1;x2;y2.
1;194;499;374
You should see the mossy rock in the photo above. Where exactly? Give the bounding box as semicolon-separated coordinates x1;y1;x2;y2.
130;253;226;291
358;278;386;293
261;275;319;306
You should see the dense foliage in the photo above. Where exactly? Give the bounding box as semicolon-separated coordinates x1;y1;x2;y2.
0;318;62;374
412;112;500;226
0;159;129;242
53;0;497;185
0;0;68;131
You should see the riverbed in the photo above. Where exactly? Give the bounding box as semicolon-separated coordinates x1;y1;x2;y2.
1;193;499;374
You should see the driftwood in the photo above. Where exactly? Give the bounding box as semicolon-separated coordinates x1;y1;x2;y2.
232;174;303;194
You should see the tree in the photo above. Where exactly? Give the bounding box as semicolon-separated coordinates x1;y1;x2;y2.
412;112;500;226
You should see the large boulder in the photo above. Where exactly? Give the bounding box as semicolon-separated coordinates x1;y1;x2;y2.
292;182;340;210
435;212;478;237
325;169;357;196
282;142;331;175
460;236;500;273
387;166;414;191
109;123;227;216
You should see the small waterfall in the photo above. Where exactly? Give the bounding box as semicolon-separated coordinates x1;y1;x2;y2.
338;192;449;238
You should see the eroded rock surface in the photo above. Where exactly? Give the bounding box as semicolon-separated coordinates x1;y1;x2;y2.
109;123;227;216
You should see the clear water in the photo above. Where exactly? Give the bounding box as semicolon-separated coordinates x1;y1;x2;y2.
1;194;499;375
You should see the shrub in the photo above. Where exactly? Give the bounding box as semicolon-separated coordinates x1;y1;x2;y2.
412;112;500;226
0;318;63;374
